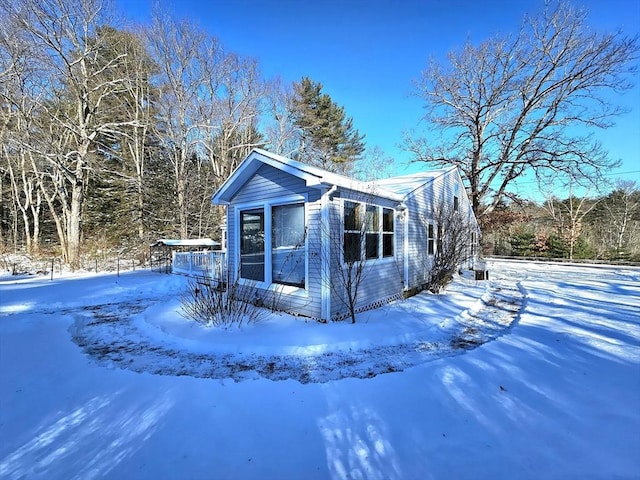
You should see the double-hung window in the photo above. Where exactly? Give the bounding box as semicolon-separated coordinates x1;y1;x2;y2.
343;201;362;263
365;205;379;260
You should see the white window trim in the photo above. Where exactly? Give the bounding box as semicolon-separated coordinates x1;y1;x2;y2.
427;220;436;256
234;194;309;296
341;199;396;265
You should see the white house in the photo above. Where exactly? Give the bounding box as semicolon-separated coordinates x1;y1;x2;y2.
211;148;480;322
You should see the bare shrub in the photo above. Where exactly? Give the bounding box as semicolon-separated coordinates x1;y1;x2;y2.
179;275;267;328
423;205;477;293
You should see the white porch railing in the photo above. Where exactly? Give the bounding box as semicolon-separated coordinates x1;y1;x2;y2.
172;251;227;282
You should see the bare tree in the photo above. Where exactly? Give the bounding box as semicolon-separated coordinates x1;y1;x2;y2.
607;182;640;256
591;180;640;259
0;9;46;252
406;1;639;218
353;146;395;182
263;78;299;158
544;183;600;260
320;194;403;323
202;52;266;184
145;12;210;239
1;0;143;268
329;201;368;323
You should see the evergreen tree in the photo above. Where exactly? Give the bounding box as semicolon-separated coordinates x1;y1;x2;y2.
510;226;536;256
290;77;365;174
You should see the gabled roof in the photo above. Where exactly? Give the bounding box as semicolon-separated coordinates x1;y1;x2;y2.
212;149;452;205
372;168;455;197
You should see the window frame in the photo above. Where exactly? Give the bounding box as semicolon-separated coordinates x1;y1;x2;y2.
427;222;435;256
342;200;395;264
343;200;362;263
239;208;265;282
365;204;379;260
235;195;308;294
382;207;394;258
271;203;306;288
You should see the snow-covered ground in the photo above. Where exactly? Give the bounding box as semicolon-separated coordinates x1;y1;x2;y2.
0;260;638;479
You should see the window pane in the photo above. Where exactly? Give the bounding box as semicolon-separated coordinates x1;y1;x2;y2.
365;233;379;259
366;205;378;231
383;208;393;232
428;239;434;255
344;201;360;231
344;233;361;263
383;234;394;257
272;204;305;287
240;209;264;281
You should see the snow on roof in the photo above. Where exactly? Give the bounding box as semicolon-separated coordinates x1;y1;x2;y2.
152;239;220;247
251;148;404;200
213;149;406;204
372;169;453;197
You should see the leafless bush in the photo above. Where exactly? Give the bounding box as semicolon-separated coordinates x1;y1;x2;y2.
423;205;477;293
179;275;267;328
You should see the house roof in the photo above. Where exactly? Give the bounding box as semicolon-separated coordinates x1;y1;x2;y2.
372;169;454;197
212;149;454;204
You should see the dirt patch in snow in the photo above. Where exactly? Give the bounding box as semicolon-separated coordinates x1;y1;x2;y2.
69;282;524;384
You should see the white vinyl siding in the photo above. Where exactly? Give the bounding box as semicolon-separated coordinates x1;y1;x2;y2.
228;164;323;319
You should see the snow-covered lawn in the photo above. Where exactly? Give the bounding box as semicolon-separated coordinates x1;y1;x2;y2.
0;260;638;479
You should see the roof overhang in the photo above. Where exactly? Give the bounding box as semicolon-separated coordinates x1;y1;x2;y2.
212;149;326;204
212;149;405;205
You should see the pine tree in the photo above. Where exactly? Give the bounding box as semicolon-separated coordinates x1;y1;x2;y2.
290;77;365;174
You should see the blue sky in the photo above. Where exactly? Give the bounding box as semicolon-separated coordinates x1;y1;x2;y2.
117;0;640;197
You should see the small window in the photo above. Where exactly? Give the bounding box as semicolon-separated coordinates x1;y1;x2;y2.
470;231;477;257
382;208;394;257
365;205;379;259
454;183;460;212
427;223;435;255
343;201;361;263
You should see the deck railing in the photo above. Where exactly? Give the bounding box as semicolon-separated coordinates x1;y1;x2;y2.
172;251;227;282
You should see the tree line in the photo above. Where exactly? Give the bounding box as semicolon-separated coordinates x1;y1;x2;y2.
0;0;367;268
483;181;640;262
1;0;638;268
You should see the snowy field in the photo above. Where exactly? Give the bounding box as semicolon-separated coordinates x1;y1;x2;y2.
0;260;638;479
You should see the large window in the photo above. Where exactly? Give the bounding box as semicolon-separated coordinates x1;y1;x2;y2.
272;204;305;287
343;201;394;263
239;203;306;288
240;209;264;281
